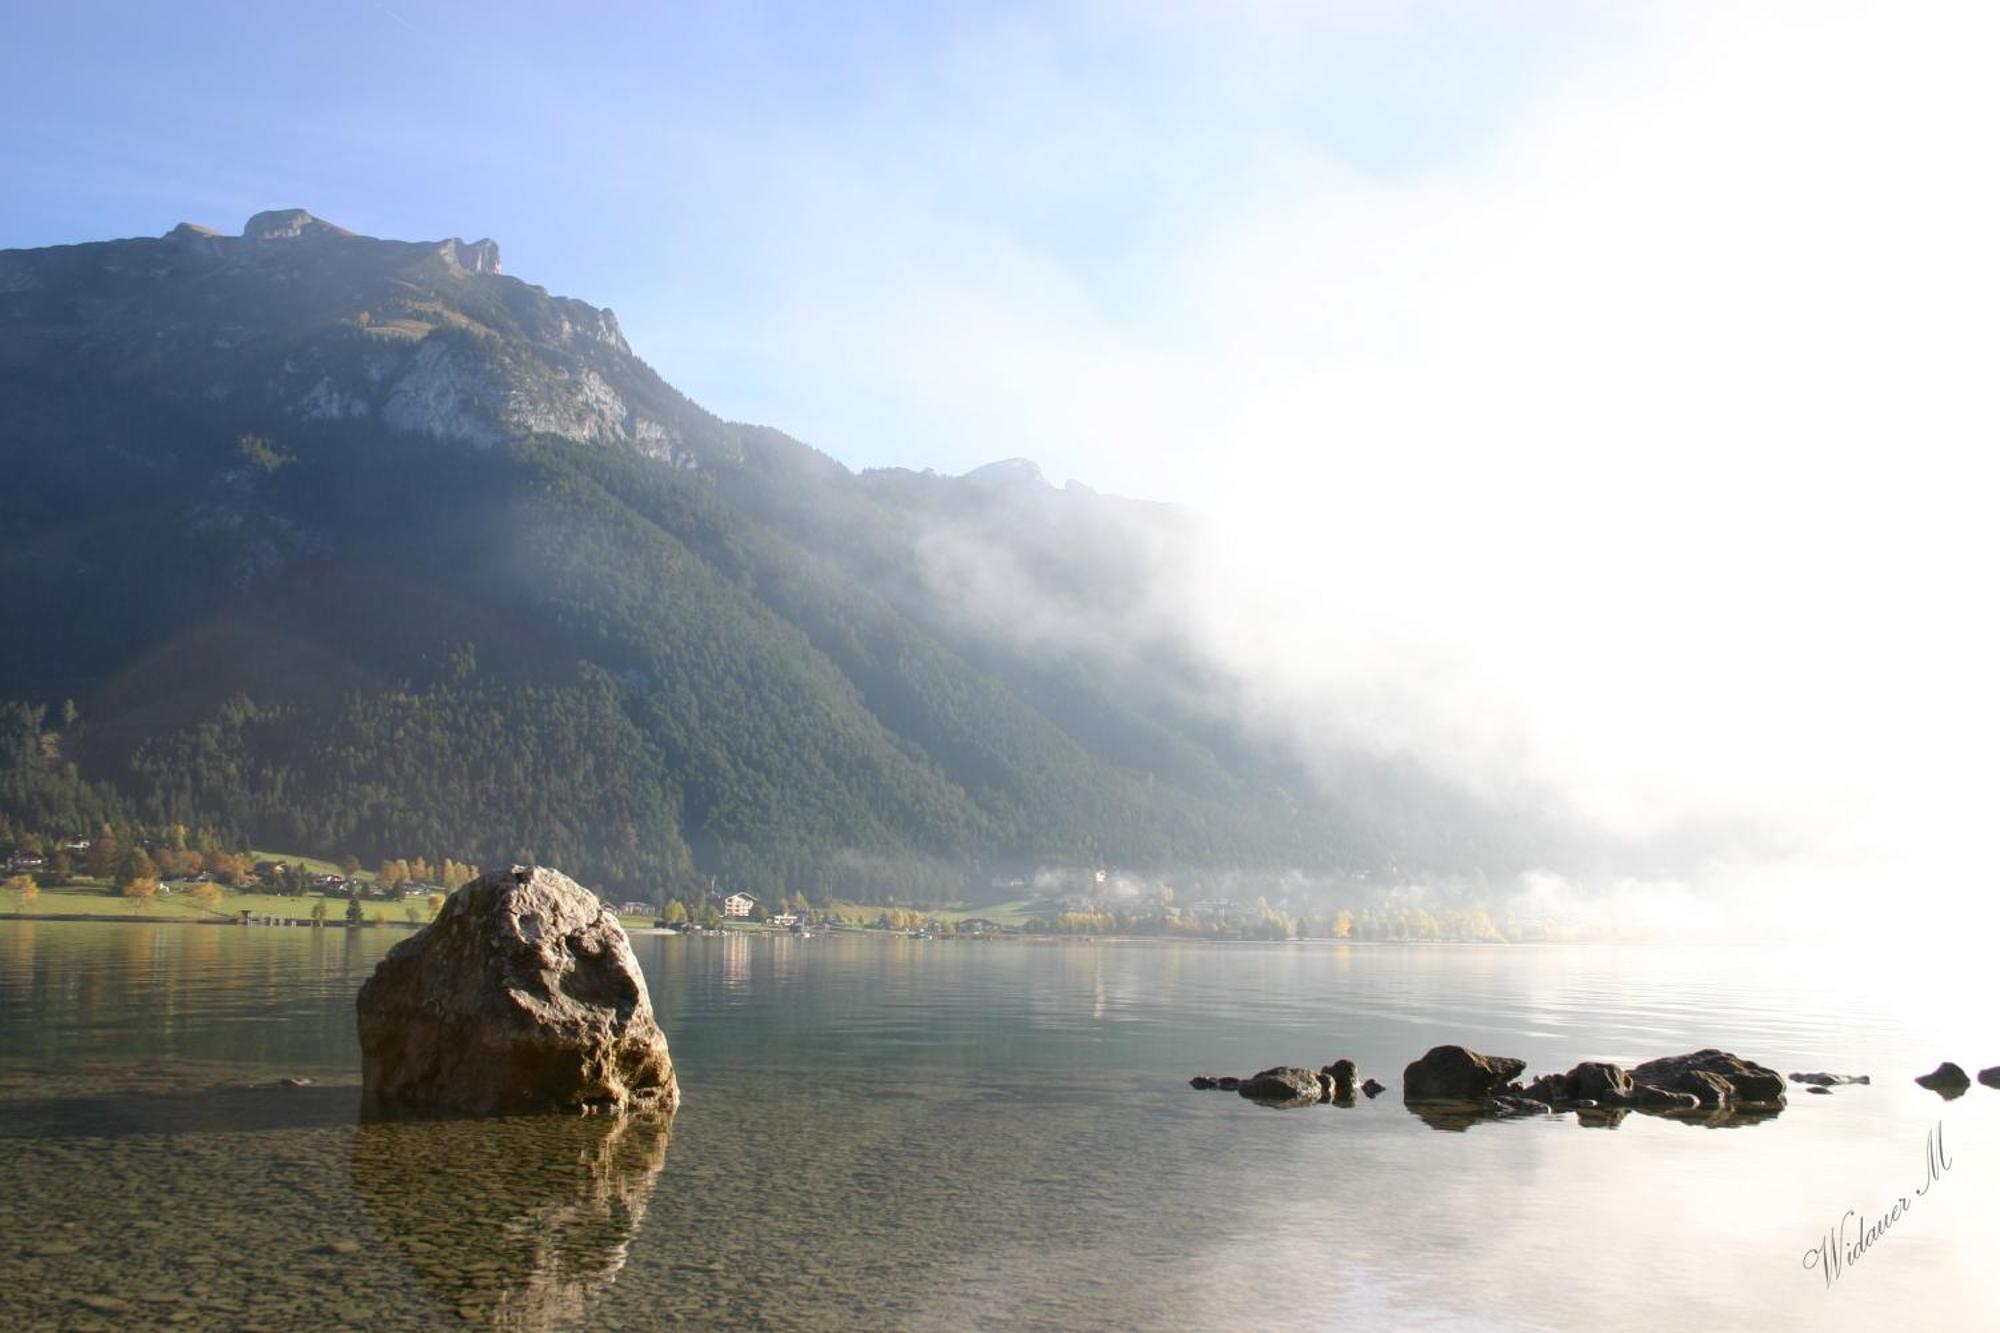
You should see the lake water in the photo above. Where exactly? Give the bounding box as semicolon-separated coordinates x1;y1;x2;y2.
0;921;1994;1330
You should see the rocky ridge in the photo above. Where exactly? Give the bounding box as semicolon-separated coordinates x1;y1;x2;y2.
0;209;717;466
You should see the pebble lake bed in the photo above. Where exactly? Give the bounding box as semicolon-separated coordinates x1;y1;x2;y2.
1;920;1996;1330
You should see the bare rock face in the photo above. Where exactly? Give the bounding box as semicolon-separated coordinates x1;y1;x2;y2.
357;867;678;1117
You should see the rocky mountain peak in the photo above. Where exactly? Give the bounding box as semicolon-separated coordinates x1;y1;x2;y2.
962;458;1049;489
242;208;354;241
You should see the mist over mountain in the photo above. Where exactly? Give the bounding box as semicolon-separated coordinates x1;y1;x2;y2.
0;211;1593;900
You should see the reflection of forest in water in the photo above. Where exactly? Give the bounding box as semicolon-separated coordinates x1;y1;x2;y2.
0;921;386;1095
353;1112;672;1329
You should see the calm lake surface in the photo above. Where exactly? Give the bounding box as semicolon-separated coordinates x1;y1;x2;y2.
0;922;1994;1330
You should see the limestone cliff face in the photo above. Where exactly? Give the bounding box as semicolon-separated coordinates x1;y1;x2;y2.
437;236;503;276
379;335;509;447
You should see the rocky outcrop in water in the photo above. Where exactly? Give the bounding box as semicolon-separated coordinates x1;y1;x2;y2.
1517;1051;1786;1114
1628;1050;1786;1108
1788;1072;1869;1087
1915;1062;1971;1098
1402;1045;1526;1101
1981;1067;2000;1090
1409;1049;1787;1130
357;866;678;1117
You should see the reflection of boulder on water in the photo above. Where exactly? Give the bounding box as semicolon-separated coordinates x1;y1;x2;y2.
351;1111;671;1328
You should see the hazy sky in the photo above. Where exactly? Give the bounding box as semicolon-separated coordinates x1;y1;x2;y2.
5;0;1634;487
6;2;1996;926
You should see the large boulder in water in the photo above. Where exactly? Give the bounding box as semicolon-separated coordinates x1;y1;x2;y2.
1402;1045;1526;1101
357;867;678;1117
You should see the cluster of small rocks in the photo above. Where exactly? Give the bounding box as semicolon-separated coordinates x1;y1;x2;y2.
1191;1044;1797;1124
1386;1044;1790;1125
1189;1060;1386;1107
1189;1042;2000;1123
1788;1071;1869;1096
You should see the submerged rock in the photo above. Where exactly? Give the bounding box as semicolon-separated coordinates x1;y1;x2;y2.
1189;1076;1219;1090
1238;1066;1326;1106
1915;1062;1971;1098
1402;1045;1526;1102
1789;1072;1869;1086
357;866;678;1117
1627;1085;1703;1111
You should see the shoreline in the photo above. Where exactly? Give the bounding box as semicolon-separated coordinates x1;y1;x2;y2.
2;913;1751;948
0;911;425;930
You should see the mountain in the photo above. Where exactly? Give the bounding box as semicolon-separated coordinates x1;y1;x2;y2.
0;210;1547;900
